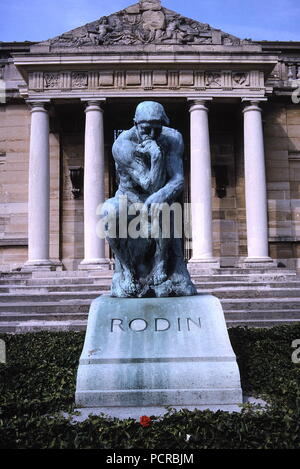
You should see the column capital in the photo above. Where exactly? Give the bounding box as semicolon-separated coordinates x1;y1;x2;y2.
188;97;213;104
26;100;50;112
241;97;267;113
242;102;262;114
188;98;213;113
81;98;106;112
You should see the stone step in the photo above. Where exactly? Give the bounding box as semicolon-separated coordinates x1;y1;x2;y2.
0;292;102;302
0;279;112;287
2;308;300;323
204;278;296;287
1;313;299;334
0;271;91;279
28;277;98;286
0;277;98;286
0;320;87;333
0;272;31;279
0;269;299;331
224;309;300;320
198;280;300;288
192;268;296;275
221;298;300;310
11;268;290;277
226;318;300;328
31;270;113;278
0;284;106;293
201;288;300;299
0;270;296;283
0;291;299;308
1;277;300;289
0;279;28;286
193;274;298;283
0;276;297;288
0;280;300;293
0;285;299;300
0;267;293;277
0;312;88;321
0;301;92;313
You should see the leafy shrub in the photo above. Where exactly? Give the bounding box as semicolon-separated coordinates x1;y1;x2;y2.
229;325;300;409
0;325;300;449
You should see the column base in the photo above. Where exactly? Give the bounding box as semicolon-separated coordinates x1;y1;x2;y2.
22;259;63;272
188;257;220;274
238;257;276;269
79;258;110;271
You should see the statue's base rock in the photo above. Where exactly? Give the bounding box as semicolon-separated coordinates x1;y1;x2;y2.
75;295;242;412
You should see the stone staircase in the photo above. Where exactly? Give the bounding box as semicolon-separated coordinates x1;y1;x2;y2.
0;269;300;333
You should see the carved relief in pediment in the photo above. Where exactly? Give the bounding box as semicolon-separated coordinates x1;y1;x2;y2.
47;1;246;48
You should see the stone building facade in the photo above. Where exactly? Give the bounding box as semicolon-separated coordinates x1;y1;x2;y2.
1;0;300;274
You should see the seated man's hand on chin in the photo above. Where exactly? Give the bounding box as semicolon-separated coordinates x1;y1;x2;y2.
139;139;162;161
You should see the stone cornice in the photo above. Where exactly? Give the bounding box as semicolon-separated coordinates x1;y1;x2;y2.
12;52;278;76
13;47;273;61
26;91;268;100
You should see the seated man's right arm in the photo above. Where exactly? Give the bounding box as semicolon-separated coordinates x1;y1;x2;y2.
112;132;151;192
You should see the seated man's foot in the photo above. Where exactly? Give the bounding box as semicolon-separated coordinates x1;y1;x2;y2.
123;270;141;296
152;262;167;286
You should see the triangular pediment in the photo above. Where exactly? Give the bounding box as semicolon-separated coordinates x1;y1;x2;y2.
44;0;250;49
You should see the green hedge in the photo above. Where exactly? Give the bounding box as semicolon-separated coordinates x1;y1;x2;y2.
0;325;300;449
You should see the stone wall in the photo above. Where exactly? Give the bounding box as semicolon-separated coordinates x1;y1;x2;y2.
210;106;240;266
287;106;300;269
59;105;111;270
264;103;300;269
61;129;85;270
0;104;29;270
49;131;60;264
0;103;61;271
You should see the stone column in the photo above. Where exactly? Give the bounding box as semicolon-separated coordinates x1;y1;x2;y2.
80;100;109;270
23;101;53;270
242;100;273;267
188;99;219;271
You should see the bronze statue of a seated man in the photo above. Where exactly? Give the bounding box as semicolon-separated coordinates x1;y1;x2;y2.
102;101;196;298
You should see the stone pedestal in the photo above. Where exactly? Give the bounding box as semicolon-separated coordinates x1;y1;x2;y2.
75;295;242;412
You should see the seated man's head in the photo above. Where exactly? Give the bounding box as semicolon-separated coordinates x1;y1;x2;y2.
134;101;170;142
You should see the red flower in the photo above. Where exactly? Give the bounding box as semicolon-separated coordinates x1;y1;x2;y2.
140;416;152;427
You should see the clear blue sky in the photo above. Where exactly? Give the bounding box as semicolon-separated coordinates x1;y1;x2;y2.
1;0;300;42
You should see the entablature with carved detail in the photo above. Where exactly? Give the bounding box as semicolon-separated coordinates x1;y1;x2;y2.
25;68;269;99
